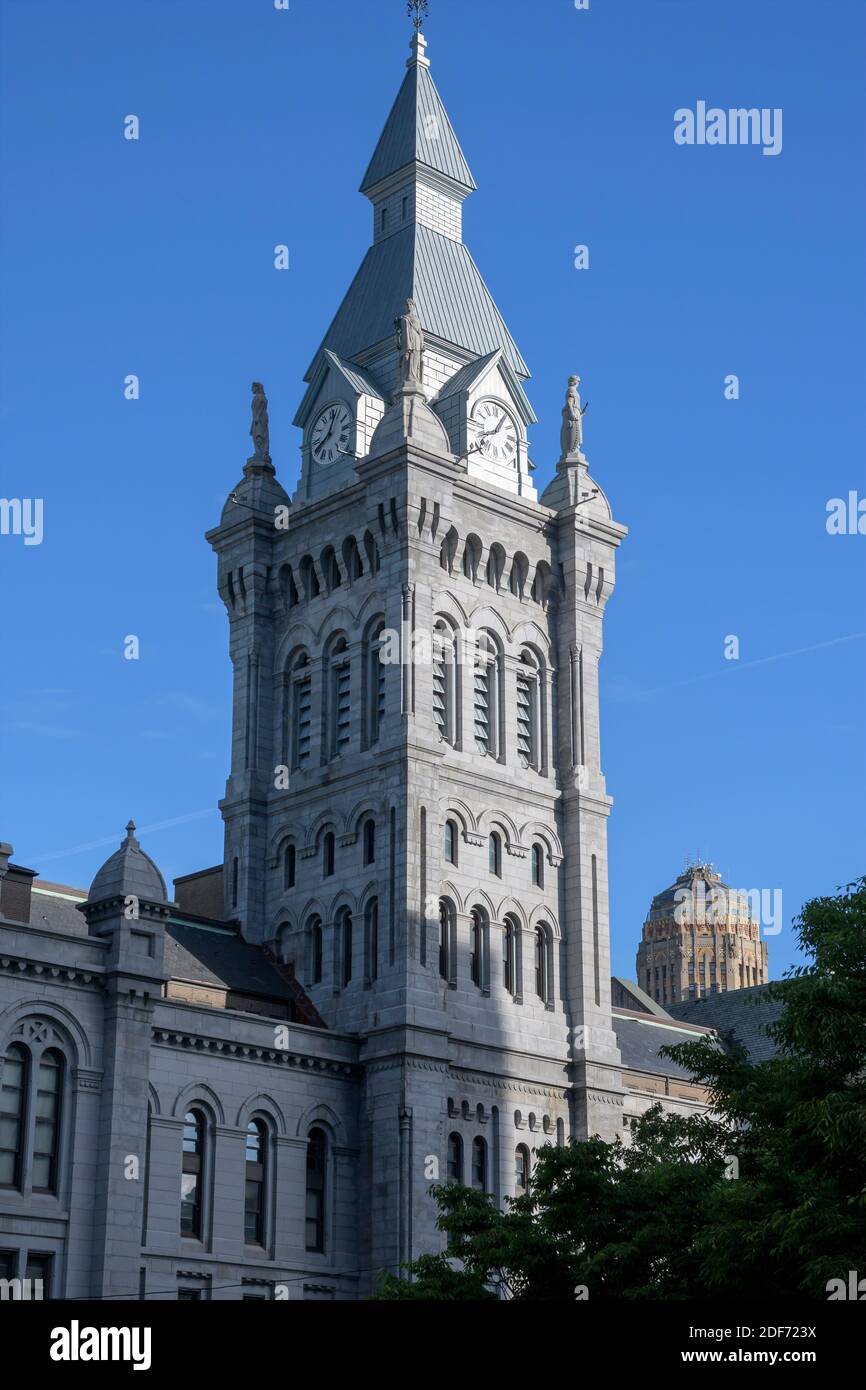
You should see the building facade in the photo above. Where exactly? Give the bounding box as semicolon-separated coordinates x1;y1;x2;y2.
636;863;769;1008
0;24;721;1302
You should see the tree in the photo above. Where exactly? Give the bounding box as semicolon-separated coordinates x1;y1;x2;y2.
373;878;866;1300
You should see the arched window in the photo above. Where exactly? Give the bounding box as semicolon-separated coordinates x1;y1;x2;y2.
535;925;550;1004
470;909;485;988
362;819;376;866
509;552;529;599
305;1129;327;1253
462;534;482;581
309;917;324;985
515;1144;530;1193
488;832;502;878
447;1132;463;1184
284;843;296;891
181;1110;205;1238
298;555;320;601
324;636;351;760
244;1119;267;1246
486;543;505;591
320;546;342;594
365;621;386;746
471;1137;487;1192
474;631;502;757
502;920;515;994
363;530;380;576
32;1050;63;1194
432;618;458;746
438;899;453;981
279;563;299;609
0;1044;27;1190
339;908;353;987
342;535;364;581
288;651;312;770
531;843;544;888
365;897;379;983
439;526;458;574
444;818;458;866
322;831;335;878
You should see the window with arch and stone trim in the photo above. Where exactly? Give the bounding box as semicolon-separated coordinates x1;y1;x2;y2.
305;1128;328;1254
0;1022;70;1199
244;1118;269;1248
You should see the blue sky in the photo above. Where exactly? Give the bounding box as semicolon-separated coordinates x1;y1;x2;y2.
1;0;863;981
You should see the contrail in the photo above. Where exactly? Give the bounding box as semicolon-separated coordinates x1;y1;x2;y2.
639;632;866;697
32;808;219;865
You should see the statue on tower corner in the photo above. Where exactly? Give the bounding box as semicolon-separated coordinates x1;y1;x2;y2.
560;374;588;461
249;381;271;464
395;298;425;389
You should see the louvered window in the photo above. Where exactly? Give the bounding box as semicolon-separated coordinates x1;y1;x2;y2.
292;660;312;771
433;647;447;739
333;658;351;755
474;661;492;753
516;675;534;765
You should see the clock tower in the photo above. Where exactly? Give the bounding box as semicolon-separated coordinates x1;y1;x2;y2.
208;20;627;1282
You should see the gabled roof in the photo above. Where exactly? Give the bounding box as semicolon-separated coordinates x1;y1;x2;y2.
436;348;538;426
306;223;530;381
294;349;385;430
360;55;475;195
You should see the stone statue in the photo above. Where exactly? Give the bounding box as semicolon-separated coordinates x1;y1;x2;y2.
250;381;270;461
560;375;588;458
395;298;424;387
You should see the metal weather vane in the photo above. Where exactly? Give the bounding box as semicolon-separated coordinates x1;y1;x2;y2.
408;1;429;32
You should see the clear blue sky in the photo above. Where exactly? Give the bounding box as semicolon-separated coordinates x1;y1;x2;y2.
1;0;863;980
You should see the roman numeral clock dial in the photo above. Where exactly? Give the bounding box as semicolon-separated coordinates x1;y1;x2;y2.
471;400;518;466
311;401;354;465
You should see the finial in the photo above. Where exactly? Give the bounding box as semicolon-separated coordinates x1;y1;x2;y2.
408;0;429;33
125;820;137;843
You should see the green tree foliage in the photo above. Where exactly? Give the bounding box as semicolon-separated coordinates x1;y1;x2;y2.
373;878;866;1300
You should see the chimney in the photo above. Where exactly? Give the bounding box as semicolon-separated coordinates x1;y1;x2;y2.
0;844;37;924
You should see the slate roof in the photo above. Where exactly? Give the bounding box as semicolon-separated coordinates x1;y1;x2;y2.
308;223;530;381
614;1012;714;1081
28;885;89;937
360;57;475;195
164;919;293;1001
668;985;784;1065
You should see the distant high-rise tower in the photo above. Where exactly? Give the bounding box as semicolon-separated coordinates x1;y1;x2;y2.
636;864;769;1007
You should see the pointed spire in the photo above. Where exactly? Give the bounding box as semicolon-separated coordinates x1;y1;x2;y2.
360;31;475;196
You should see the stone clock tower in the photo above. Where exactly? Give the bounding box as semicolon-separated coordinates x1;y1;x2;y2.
207;24;628;1279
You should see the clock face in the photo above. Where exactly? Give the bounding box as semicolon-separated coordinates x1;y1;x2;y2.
472;400;518;466
311;402;353;466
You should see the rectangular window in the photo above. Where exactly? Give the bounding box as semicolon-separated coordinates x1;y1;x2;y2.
24;1253;51;1299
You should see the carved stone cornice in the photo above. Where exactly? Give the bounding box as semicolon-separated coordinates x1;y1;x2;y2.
152;1028;356;1078
0;955;101;990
